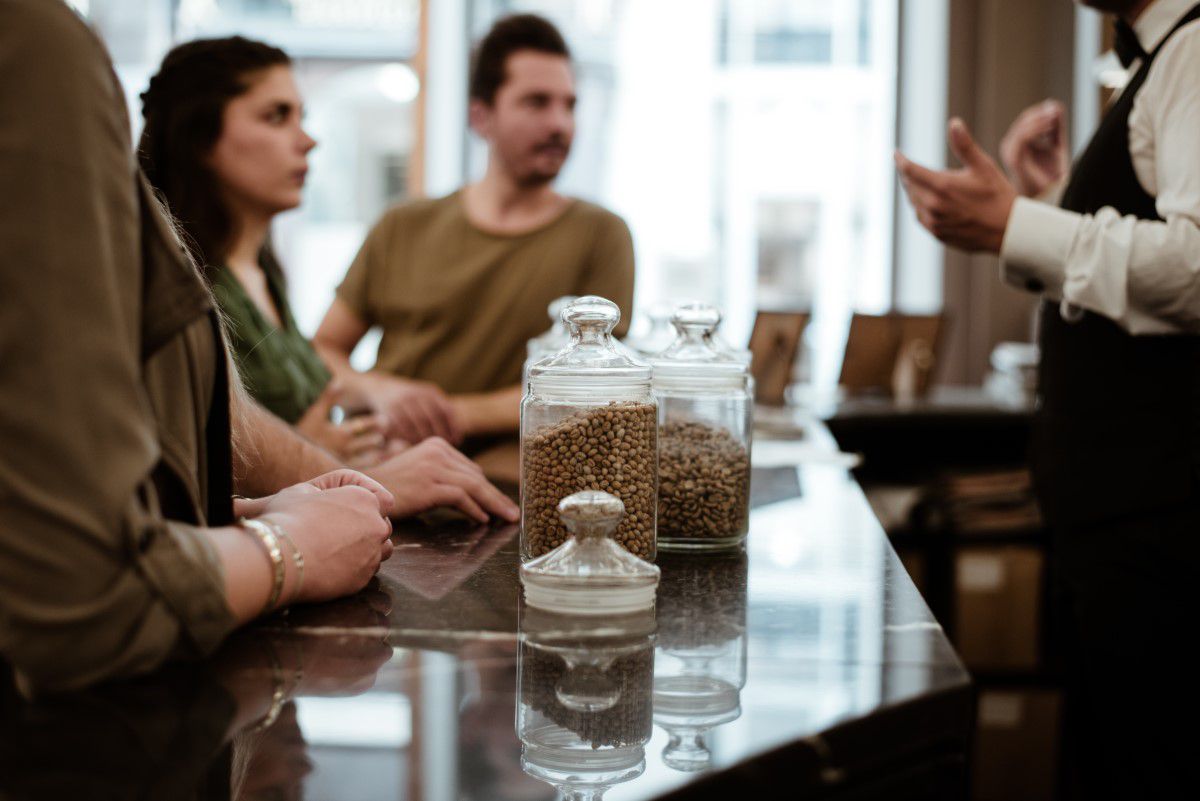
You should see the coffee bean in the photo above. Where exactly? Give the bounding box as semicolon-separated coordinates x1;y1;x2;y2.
657;421;750;542
522;401;658;559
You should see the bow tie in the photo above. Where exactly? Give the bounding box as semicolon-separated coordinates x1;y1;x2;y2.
1113;18;1147;68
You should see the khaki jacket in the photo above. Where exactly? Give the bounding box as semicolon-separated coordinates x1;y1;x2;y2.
0;0;235;693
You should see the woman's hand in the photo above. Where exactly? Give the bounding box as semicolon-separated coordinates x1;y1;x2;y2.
254;470;395;605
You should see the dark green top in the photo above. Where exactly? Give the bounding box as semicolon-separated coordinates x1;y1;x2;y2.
212;259;331;424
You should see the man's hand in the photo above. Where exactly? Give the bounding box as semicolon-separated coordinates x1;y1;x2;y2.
362;374;464;446
365;437;519;524
999;99;1070;198
895;117;1018;254
295;382;390;467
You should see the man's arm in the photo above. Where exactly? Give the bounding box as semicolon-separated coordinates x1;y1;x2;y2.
230;383;517;522
450;386;523;436
312;296;370;384
580;213;636;338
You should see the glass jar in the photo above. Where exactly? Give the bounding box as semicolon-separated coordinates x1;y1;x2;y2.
522;294;578;388
520;491;660;616
517;602;656;800
653;549;748;771
650;303;752;550
521;296;657;562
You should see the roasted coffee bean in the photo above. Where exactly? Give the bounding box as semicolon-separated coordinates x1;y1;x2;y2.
522;401;657;559
657;421;750;541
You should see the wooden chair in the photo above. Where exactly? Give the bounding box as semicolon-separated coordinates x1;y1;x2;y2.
748;311;810;406
839;313;946;398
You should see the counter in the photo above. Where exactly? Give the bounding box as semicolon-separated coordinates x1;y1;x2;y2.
0;430;971;800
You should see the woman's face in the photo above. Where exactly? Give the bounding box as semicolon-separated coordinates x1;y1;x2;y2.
208;64;316;220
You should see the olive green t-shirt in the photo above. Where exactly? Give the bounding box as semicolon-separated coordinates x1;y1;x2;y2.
336;191;635;394
212;262;331;424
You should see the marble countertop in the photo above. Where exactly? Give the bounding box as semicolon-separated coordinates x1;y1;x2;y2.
0;425;971;801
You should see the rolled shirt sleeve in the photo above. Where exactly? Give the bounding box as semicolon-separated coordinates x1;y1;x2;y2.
998;21;1200;335
0;0;234;693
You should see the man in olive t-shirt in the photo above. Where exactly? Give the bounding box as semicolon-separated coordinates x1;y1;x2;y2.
314;14;635;445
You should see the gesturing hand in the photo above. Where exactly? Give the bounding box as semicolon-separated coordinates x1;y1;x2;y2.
895;117;1018;255
999;99;1070;198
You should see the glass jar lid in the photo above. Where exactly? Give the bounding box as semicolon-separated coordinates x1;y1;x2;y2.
650;303;748;390
529;296;651;393
626;301;678;357
704;308;753;366
520;491;660;615
527;295;579;360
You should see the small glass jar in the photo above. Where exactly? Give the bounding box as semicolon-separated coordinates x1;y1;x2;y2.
523;295;578;388
653;550;748;771
517;602;656;800
521;491;660;615
650;303;753;550
521;296;657;562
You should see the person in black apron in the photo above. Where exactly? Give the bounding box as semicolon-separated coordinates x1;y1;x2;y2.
896;1;1200;797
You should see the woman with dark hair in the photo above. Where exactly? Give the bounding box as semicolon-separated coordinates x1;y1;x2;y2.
139;37;450;464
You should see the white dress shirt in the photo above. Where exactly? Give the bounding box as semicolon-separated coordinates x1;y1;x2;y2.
999;0;1200;334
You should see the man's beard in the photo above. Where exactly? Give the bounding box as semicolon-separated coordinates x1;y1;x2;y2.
512;137;570;187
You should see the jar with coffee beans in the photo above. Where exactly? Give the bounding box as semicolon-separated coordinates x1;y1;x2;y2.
650;303;752;550
521;296;658;562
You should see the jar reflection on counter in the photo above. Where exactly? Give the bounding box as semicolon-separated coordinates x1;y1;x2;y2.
517;603;656;798
653;549;749;772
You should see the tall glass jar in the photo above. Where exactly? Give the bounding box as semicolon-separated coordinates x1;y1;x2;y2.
650;304;752;550
521;296;657;562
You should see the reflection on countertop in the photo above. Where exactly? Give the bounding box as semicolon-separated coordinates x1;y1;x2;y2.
0;438;970;801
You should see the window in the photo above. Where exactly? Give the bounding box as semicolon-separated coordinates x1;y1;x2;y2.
463;0;900;392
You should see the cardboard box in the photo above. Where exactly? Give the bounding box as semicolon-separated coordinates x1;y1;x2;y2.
972;689;1061;801
954;546;1042;670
